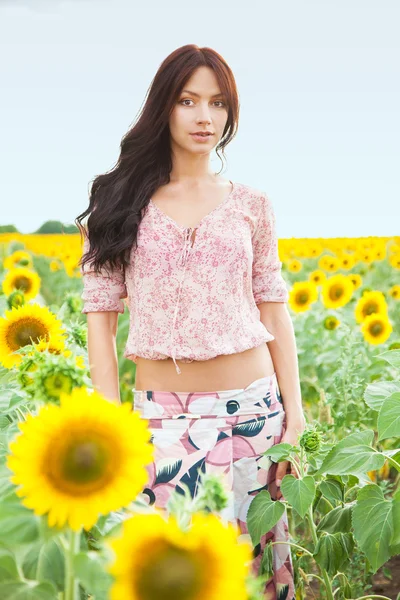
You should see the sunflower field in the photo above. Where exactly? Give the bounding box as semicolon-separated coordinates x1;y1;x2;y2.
0;231;399;600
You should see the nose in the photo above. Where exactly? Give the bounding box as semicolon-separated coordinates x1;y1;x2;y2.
196;102;212;123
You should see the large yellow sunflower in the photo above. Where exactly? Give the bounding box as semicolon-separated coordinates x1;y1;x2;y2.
321;274;354;309
106;512;252;600
0;304;66;369
354;290;388;324
288;281;319;313
6;387;154;531
2;267;41;301
361;314;393;345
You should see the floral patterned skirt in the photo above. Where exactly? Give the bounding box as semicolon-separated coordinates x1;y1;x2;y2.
132;373;295;599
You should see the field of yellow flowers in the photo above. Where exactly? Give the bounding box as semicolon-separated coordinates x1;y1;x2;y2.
0;232;399;600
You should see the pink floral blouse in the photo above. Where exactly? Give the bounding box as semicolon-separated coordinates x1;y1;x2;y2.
80;181;289;375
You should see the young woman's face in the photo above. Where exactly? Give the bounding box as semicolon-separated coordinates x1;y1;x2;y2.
169;66;229;155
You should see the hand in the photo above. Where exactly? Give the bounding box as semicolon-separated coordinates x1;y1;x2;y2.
275;416;306;501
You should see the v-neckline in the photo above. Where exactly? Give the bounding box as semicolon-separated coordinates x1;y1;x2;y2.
149;180;236;232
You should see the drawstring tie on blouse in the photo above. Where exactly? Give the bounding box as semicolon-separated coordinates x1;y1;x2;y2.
170;227;196;375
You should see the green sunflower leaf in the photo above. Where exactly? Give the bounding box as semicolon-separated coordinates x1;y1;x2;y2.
377;393;400;441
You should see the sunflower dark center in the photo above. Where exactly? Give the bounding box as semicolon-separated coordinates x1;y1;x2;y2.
61;440;109;484
296;292;309;305
329;285;344;300
53;375;66;389
135;544;205;600
13;276;31;293
9;318;48;349
363;302;378;316
370;322;383;336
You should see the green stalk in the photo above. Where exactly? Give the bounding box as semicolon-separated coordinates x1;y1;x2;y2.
64;528;81;600
306;506;334;600
385;455;400;475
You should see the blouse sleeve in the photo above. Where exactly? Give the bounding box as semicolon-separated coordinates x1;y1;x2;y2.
252;192;289;304
80;234;128;314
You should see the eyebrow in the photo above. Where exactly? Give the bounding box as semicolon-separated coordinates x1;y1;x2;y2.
180;89;225;98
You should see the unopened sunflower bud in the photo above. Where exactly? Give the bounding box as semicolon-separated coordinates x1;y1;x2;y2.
299;424;323;454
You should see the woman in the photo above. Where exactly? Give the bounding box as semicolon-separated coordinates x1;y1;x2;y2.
77;44;305;599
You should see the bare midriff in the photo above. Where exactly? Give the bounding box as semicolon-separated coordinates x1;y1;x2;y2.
134;342;275;392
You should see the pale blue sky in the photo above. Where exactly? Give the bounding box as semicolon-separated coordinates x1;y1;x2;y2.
1;0;399;238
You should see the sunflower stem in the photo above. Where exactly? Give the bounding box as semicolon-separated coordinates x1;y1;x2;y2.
64;528;81;600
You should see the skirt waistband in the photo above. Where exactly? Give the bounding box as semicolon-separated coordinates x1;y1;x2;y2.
132;373;284;419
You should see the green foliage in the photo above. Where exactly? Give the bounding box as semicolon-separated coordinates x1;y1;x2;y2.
34;221;77;234
0;225;19;233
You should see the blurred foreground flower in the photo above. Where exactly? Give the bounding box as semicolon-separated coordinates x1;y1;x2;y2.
106;511;252;600
6;387;154;531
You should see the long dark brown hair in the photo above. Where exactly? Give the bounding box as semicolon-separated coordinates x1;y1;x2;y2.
75;44;240;275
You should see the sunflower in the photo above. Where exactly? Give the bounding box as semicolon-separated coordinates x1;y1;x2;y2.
354;291;388;324
307;242;324;258
339;252;356;271
3;250;33;270
106;512;252;600
287;259;302;273
33;337;66;354
0;304;66;369
348;273;362;290
321;274;354;309
2;267;41;301
323;316;340;330
318;255;340;273
361;314;393;345
373;246;386;261
288;281;319;313
8;289;26;309
389;253;400;270
388;285;400;300
357;249;375;264
309;270;326;286
49;259;62;272
6;387;154;531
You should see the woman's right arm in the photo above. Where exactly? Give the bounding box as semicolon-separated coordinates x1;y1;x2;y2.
80;234;128;406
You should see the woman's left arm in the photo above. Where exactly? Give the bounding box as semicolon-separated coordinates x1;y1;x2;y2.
259;302;307;493
258;301;306;433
